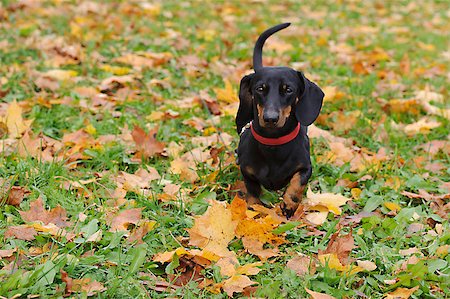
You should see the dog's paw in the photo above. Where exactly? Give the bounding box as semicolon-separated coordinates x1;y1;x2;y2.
281;194;300;218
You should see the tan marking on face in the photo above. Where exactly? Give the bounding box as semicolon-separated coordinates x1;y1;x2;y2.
257;104;266;127
276;105;292;128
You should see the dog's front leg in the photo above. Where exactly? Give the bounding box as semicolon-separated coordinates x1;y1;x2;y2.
281;167;312;218
242;172;263;206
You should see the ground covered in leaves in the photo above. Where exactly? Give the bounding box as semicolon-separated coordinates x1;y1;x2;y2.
1;1;449;298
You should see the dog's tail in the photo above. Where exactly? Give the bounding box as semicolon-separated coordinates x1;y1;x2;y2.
253;23;291;72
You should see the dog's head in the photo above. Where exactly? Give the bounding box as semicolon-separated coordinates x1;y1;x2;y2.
236;23;324;133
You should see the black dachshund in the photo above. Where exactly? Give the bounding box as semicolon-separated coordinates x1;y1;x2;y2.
236;23;324;217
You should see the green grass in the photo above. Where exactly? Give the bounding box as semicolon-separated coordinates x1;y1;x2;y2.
1;1;449;298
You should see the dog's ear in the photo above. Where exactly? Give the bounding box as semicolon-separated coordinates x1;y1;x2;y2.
295;71;324;126
236;74;254;133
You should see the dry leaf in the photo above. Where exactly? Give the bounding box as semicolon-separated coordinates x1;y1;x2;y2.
305;288;337;299
222;275;257;297
4;101;32;138
109;208;142;232
386;286;419;299
131;126;165;159
287;254;316;276
19;197;70;227
356;260;377;271
4;225;37;241
187;200;237;259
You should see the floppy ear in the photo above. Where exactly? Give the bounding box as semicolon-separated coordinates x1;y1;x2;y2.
236;74;254;133
295;71;324;126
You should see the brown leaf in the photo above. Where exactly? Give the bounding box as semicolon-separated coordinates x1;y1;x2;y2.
131;126;165;159
4;225;37;241
108;208;142;232
287;255;316;276
5;186;30;206
222;275;257;297
320;230;355;265
305;288;337;299
19;198;70;227
0;249;16;258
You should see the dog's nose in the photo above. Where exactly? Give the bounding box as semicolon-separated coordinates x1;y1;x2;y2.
263;111;279;125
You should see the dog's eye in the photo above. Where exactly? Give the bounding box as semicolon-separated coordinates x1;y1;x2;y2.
285;86;293;93
256;86;264;92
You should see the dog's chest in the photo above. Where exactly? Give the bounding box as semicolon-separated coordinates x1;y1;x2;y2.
242;145;302;190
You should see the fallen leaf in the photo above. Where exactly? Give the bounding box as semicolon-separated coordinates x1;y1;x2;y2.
108;208;142;232
4;186;30;206
386;286;419;299
318;253;363;275
305;288;337;299
19;197;70;227
4;225;37;241
304;188;352;216
356;260;377;271
214;79;238;104
287;254;316;276
131;126;165;159
403;117;441;136
384;202;401;212
4;101;32;138
222;275;257;297
187;200;237;259
320;230;354;265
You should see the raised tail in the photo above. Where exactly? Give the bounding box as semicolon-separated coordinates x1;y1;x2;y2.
253;23;291;71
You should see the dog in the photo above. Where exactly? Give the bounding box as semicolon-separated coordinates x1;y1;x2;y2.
236;23;324;218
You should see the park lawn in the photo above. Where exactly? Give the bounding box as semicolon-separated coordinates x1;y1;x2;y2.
0;1;449;298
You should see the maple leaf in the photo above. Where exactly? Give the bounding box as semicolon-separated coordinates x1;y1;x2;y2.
19;197;70;227
187;200;237;259
108;208;142;232
131;125;165;159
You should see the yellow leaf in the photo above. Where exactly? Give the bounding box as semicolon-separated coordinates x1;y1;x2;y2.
187;200;237;259
100;64;131;75
304;188;351;215
85;124;96;135
322;86;345;102
5;101;32;138
384;202;401;212
436;245;449;258
351;188;362;199
153;247;189;263
386;286;419;299
222;275;257;297
214;79;238;104
318;253;363;275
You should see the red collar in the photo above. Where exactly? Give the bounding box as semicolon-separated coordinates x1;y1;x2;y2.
250;122;300;146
